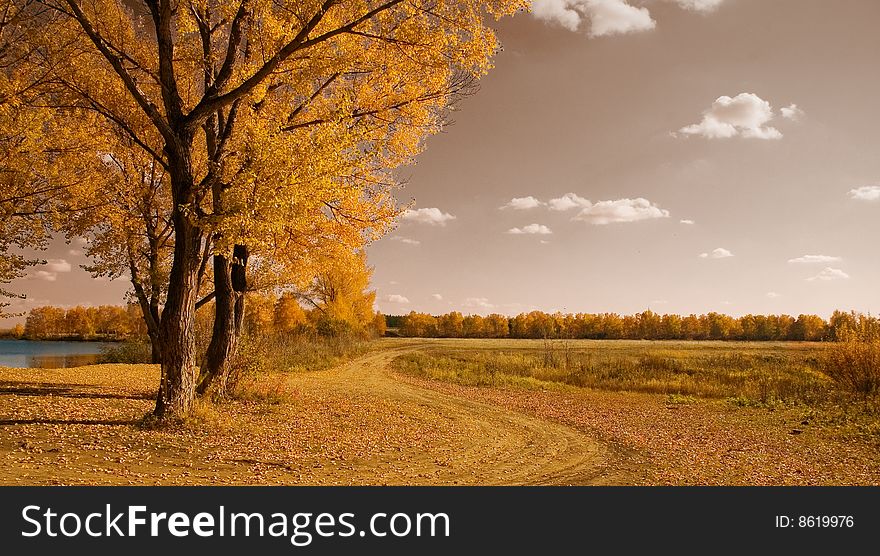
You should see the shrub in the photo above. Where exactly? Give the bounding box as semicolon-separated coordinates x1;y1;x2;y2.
99;338;153;364
822;334;880;397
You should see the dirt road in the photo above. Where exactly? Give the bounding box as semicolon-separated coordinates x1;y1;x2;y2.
293;346;612;485
0;344;614;485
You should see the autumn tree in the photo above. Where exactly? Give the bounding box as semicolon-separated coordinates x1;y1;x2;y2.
0;1;102;314
484;314;509;338
300;250;381;340
400;312;437;337
273;292;309;335
438;311;464;338
10;0;524;418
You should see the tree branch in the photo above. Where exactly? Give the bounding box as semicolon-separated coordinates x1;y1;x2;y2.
61;0;173;142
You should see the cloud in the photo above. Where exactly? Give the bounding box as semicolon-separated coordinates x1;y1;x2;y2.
787;255;841;264
678;93;783;140
699;247;734;259
849;185;880;201
780;103;804;121
807;267;849;282
31;271;58;282
431;293;443;301
573;198;670;225
531;0;582;31
679;219;695;225
671;0;724;11
384;294;410;304
390;236;421;246
400;208;456;226
44;259;72;273
500;196;544;210
548;193;591;211
766;292;781;298
585;0;655;37
530;0;655;37
463;297;495;310
508;223;553;235
68;249;82;256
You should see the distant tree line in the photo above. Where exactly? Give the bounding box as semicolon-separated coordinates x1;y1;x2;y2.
3;305;148;340
392;310;879;342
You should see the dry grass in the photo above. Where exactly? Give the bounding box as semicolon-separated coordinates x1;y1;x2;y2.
392;339;880;443
822;336;880;397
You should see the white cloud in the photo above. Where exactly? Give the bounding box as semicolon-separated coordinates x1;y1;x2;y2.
463;297;495;310
68;249;82;256
573;198;670;225
31;271;57;282
390;236;421;246
508;223;553;235
585;0;655;37
766;292;781;298
431;293;443;301
679;219;695;225
678;93;783;140
671;0;724;11
530;0;655;37
787;255;841;264
400;208;456;226
45;259;72;273
548;193;592;211
384;294;410;304
780;103;804;121
699;247;734;259
849;185;880;201
531;0;582;31
500;196;544;210
807;267;849;282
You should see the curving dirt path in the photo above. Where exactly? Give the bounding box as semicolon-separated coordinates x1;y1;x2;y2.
294;346;613;485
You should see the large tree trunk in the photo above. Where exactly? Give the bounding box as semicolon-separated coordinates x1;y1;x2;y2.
154;143;202;419
197;244;248;397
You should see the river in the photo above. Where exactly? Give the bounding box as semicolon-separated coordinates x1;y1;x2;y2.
0;339;116;368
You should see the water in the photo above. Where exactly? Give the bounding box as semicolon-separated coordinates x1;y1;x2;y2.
0;339;116;368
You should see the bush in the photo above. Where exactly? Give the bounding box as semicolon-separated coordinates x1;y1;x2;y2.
99;338;153;364
822;335;880;397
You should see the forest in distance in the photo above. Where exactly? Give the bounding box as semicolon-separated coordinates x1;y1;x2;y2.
6;304;878;344
388;310;879;342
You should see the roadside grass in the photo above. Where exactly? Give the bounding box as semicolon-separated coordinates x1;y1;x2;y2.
225;334;373;403
391;339;880;442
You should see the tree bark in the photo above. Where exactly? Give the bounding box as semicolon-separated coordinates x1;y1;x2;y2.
154;144;202;419
197;244;248;397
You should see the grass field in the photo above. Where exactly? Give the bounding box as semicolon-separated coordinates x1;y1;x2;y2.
391;339;879;442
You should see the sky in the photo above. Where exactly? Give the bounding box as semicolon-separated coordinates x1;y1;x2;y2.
4;0;880;323
368;0;880;318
